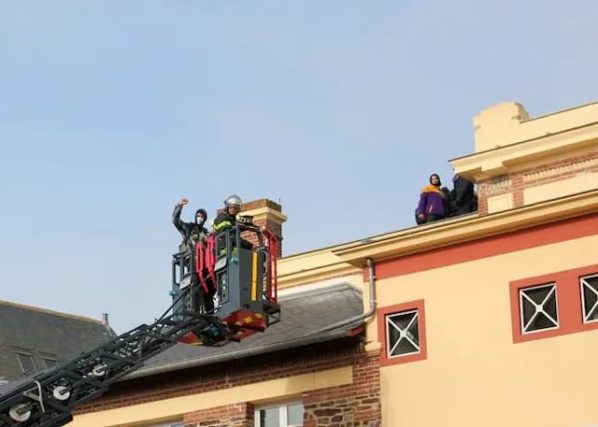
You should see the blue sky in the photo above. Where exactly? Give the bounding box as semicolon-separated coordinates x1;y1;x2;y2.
1;0;597;333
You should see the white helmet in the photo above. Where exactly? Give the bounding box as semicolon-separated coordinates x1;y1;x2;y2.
224;194;242;207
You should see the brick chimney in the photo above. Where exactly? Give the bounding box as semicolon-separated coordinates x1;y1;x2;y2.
240;198;287;257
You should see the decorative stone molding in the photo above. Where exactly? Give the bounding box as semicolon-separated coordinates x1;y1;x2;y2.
479;177;512;196
523;155;598;185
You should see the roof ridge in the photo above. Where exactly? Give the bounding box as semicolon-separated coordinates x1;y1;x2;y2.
279;281;361;301
0;300;103;325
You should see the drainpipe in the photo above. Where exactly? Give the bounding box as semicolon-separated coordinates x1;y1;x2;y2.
306;257;377;336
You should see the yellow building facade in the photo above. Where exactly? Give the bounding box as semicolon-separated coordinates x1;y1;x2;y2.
72;100;598;427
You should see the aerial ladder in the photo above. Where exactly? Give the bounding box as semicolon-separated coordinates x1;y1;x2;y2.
0;221;280;427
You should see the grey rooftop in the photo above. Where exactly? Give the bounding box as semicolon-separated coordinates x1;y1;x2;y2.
126;282;364;380
0;300;115;386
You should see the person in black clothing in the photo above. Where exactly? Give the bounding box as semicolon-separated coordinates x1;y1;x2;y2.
172;198;213;313
172;198;209;252
449;175;477;216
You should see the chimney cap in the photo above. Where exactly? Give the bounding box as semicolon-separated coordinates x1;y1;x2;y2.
241;198;281;212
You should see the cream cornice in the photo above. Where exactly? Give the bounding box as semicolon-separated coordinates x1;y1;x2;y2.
333;190;598;266
277;247;360;288
451;122;598;181
241;205;288;223
278;263;361;288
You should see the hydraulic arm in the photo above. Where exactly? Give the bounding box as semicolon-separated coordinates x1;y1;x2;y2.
0;306;230;427
0;222;280;427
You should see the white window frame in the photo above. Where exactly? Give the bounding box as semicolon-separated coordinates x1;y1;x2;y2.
385;309;420;359
581;273;598;324
519;283;559;334
254;401;304;427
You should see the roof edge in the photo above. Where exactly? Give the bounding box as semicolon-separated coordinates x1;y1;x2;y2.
123;324;364;381
333;189;598;265
0;300;104;326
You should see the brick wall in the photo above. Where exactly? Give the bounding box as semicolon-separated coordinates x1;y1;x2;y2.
217;198;285;257
477;151;598;215
184;403;254;427
303;353;381;427
241;217;283;258
75;337;381;427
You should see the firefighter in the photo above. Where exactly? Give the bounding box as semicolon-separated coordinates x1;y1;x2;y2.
213;194;243;232
213;194;254;253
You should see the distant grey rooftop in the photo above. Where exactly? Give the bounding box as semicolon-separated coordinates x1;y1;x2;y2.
0;301;115;384
126;282;364;380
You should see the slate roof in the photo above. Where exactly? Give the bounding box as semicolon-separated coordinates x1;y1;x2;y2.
126;282;364;379
0;283;364;396
0;301;115;383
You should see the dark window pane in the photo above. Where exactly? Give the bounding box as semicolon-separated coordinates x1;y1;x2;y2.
582;275;598;321
529;313;555;330
524;286;551;305
407;318;419;345
393;312;416;330
521;298;536;326
544;294;557;319
387;320;400;346
521;284;558;332
391;339;418;356
583;284;597;310
584;275;598;289
387;311;420;356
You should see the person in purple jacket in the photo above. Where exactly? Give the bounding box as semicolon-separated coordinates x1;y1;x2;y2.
415;173;447;224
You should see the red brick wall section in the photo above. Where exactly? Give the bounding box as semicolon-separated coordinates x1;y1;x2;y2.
476;151;598;215
302;353;381;427
242;218;283;258
476;175;511;215
222;197;284;257
477;189;489;215
75;339;365;414
512;174;524;208
183;402;254;427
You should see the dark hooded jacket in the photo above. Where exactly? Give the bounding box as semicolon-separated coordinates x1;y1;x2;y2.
450;175;477;215
172;204;208;252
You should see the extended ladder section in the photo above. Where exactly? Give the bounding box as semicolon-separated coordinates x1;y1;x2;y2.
0;223;281;427
0;307;229;427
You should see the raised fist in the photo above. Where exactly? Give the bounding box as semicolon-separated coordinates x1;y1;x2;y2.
179;198;189;205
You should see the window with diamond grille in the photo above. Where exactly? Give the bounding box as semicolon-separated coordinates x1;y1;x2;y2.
581;274;598;323
519;283;558;334
386;309;420;358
